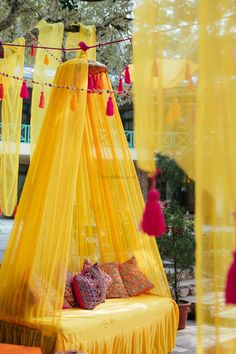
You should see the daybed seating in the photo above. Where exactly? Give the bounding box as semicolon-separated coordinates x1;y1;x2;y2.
56;295;178;354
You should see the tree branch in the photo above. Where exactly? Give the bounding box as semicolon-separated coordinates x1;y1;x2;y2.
0;0;22;33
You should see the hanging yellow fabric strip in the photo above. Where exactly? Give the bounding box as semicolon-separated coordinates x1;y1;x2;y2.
65;23;96;60
0;38;25;216
133;1;197;179
196;1;236;353
30;20;64;155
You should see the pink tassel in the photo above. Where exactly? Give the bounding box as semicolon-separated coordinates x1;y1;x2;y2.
30;45;36;57
20;81;29;99
106;96;114;116
88;74;94;93
38;90;45;109
118;76;123;93
141;172;166;237
0;83;4;99
124;65;131;84
225;250;236;304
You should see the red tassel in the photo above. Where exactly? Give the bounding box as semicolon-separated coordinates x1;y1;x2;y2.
38;90;45;109
79;41;89;51
124;65;131;84
140;172;166;237
30;45;36;57
118;76;123;94
0;83;4;99
88;74;94;93
225;250;236;304
106;96;114;116
20;81;29;99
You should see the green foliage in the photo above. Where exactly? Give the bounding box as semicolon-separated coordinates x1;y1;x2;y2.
157;200;195;303
59;0;78;11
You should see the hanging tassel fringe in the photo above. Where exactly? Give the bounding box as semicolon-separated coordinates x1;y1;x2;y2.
38;90;45;109
88;74;94;93
70;94;78;112
44;54;49;65
140;171;166;237
118;76;123;93
30;45;36;57
124;65;131;84
20;81;29;99
0;83;4;99
106;96;114;116
225;250;236;304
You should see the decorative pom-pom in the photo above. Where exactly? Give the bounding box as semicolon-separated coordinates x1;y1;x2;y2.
30;45;36;57
79;41;89;51
225;250;236;304
106;96;114;116
124;65;131;84
70;94;78;112
44;54;49;65
140;173;166;237
20;81;29;99
118;76;123;94
0;83;4;99
88;74;94;93
38;90;45;109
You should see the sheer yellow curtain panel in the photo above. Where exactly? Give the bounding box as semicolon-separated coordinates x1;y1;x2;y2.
30;20;64;155
0;38;25;216
196;1;236;353
0;53;170;341
133;0;197;178
65;23;96;60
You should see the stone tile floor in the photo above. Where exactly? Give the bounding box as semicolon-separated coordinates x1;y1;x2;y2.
171;320;197;354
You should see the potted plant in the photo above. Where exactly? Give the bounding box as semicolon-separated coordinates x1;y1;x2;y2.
157;200;195;329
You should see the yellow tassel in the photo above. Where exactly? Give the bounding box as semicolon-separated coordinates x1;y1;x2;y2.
172;98;181;121
70;94;78;112
44;54;49;65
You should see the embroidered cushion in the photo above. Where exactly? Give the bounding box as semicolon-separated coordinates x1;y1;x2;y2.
63;271;78;308
83;259;113;294
73;264;107;309
119;256;154;296
99;262;128;298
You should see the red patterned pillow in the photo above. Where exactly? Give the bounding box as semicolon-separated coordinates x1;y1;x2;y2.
119;256;154;296
72;264;106;309
99;262;128;298
83;259;113;294
63;271;78;308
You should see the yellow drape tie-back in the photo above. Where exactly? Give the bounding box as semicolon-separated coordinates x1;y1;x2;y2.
0;38;25;216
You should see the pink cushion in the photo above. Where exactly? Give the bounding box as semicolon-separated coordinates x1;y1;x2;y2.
99;262;128;298
73;264;107;310
119;256;154;296
63;271;78;308
83;259;113;295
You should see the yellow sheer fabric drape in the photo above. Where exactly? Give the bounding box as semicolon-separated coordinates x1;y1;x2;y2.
0;38;25;216
133;1;197;178
65;23;96;60
0;54;170;339
30;20;64;155
196;1;236;353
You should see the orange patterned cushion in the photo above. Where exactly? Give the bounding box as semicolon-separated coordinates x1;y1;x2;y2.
99;262;128;298
119;256;154;296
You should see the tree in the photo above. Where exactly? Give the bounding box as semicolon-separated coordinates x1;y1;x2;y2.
0;0;133;76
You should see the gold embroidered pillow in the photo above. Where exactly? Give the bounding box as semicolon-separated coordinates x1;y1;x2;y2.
99;262;128;298
119;256;154;296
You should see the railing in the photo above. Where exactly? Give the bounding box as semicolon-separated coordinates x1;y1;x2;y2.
0;123;135;149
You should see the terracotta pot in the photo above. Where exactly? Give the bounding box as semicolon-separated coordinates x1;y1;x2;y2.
178;301;191;330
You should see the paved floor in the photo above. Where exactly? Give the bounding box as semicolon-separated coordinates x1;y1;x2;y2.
171;320;197;354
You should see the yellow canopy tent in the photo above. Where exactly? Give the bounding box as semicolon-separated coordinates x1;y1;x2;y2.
0;53;178;354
